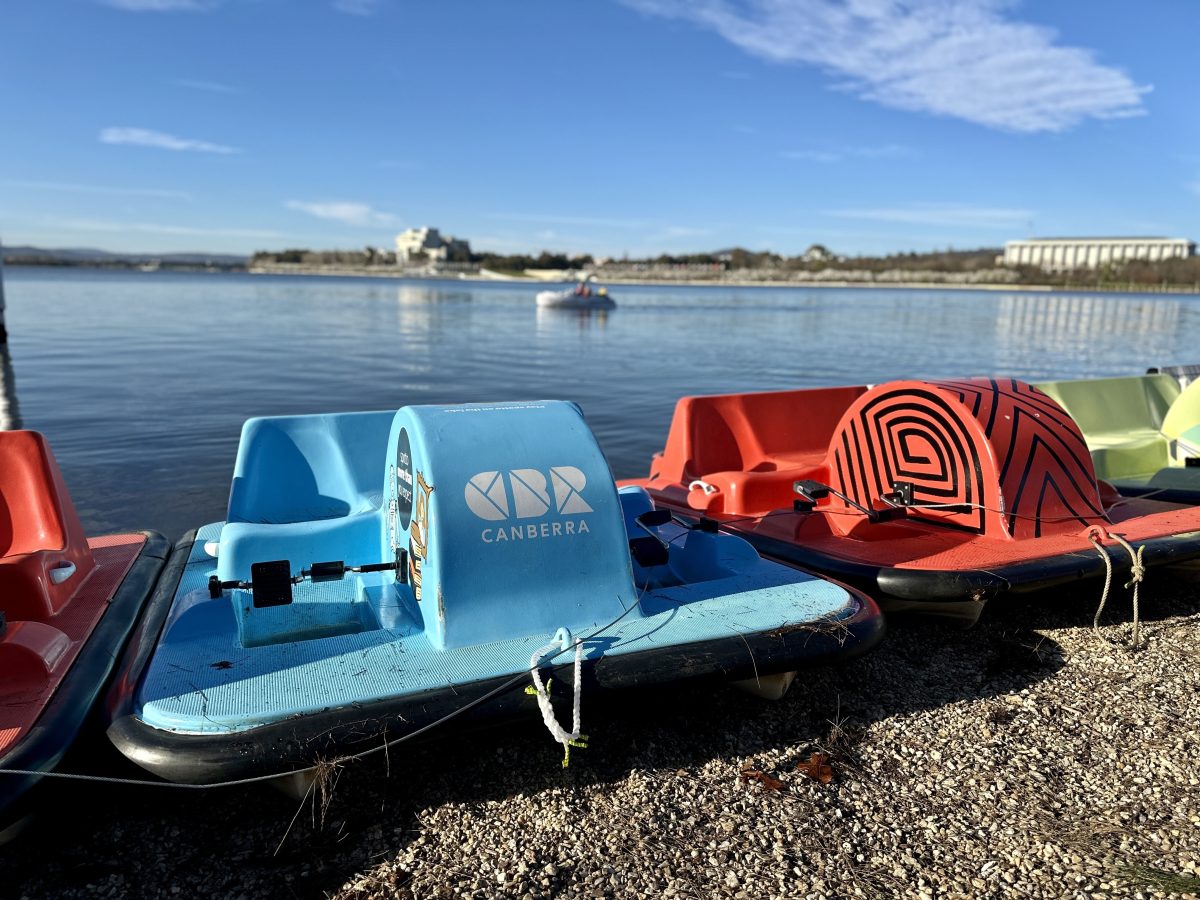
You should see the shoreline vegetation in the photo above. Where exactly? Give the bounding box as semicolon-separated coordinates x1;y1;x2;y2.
6;244;1200;294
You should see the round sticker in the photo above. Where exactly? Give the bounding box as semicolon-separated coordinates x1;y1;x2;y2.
395;428;414;530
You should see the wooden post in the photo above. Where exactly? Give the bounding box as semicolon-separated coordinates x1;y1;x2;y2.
0;240;20;430
0;239;7;345
0;341;19;432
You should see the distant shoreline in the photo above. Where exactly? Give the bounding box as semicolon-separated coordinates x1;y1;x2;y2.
6;261;1199;295
244;266;1200;295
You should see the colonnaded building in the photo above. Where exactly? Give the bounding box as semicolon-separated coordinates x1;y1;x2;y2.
1002;237;1195;272
394;227;471;265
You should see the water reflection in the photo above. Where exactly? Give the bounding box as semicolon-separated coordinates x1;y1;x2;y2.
992;292;1187;378
395;283;473;306
0;343;21;432
535;305;613;335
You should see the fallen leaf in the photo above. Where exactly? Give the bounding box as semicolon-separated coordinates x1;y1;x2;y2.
739;766;784;791
796;752;834;785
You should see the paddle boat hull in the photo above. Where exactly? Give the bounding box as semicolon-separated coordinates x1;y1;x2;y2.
622;378;1200;624
107;402;881;784
536;287;615;309
1035;370;1200;503
0;431;168;824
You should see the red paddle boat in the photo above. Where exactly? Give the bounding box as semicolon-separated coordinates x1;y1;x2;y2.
623;378;1200;624
0;431;167;832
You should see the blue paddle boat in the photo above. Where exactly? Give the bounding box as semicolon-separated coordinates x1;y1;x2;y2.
106;401;882;783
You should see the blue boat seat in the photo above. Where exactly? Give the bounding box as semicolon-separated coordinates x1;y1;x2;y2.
217;411;395;582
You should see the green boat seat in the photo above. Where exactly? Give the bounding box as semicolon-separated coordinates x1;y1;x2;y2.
1036;374;1181;483
1160;378;1200;458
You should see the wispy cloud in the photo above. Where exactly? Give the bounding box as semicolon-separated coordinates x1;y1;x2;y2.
173;78;240;94
101;0;216;10
781;149;841;163
100;127;239;154
660;226;713;238
332;0;382;14
827;204;1031;229
487;212;651;229
625;0;1149;132
781;143;915;163
42;216;289;240
3;179;191;200
285;200;399;227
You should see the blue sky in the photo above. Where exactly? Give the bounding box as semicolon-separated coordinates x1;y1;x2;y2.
1;0;1197;258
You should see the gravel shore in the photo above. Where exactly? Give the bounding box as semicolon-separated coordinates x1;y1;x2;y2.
4;567;1199;899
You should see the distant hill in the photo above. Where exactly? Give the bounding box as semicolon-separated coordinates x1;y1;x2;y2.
1;245;247;266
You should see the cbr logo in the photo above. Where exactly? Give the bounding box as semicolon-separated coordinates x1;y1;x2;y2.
465;467;592;520
464;467;593;543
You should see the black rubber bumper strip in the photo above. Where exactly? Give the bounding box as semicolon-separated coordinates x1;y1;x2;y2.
741;526;1200;602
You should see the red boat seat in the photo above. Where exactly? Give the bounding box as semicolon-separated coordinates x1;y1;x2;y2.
0;431;96;621
645;386;869;515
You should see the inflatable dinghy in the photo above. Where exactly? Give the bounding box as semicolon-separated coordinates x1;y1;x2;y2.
624;378;1200;624
1035;370;1200;503
106;401;881;784
536;285;615;309
0;431;167;828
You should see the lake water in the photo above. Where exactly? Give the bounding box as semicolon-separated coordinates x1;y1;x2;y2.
3;267;1198;539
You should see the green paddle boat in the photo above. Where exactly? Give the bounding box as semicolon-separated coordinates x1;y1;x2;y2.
1035;368;1200;501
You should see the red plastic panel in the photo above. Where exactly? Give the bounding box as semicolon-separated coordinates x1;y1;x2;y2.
0;533;145;757
0;431;96;619
645;385;869;515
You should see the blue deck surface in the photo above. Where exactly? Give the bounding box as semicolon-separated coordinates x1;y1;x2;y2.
131;402;868;736
136;521;858;734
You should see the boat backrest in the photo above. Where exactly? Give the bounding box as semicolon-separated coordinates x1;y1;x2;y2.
0;430;96;618
822;378;1108;539
1036;374;1180;438
227;411;394;524
651;386;869;481
382;401;636;651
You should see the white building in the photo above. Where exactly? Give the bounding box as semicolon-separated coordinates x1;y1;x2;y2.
1002;237;1194;272
394;227;471;265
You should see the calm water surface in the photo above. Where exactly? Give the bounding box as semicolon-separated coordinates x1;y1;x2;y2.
4;267;1198;538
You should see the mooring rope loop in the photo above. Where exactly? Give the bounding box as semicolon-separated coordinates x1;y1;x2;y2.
1086;526;1145;650
528;636;588;767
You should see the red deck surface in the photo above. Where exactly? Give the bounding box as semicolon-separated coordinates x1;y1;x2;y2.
0;533;145;757
729;499;1200;571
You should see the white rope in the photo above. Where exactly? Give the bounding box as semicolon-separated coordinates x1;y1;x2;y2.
529;635;587;766
688;479;717;496
1087;527;1145;650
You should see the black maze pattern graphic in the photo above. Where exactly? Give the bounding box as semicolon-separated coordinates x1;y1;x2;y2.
828;379;1108;538
926;379;1106;538
831;387;987;534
